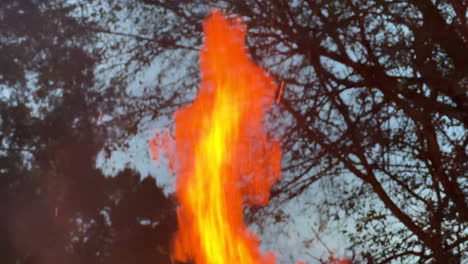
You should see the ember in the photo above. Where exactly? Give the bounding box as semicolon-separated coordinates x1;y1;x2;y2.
151;10;281;264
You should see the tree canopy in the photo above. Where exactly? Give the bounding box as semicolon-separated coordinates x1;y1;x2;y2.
1;1;176;263
1;0;466;263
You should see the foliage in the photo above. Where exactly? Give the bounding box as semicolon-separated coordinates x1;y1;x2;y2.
0;1;177;263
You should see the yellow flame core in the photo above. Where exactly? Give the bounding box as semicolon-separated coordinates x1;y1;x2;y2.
151;10;281;264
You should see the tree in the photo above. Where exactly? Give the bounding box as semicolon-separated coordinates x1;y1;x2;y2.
224;1;467;263
1;1;177;263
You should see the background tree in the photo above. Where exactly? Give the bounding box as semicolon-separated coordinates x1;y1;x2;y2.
1;1;177;263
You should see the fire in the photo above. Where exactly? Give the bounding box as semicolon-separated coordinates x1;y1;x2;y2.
150;10;281;264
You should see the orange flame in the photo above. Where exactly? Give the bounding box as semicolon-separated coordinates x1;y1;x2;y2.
151;10;281;264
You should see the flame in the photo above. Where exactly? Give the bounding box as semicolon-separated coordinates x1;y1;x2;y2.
151;10;281;264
